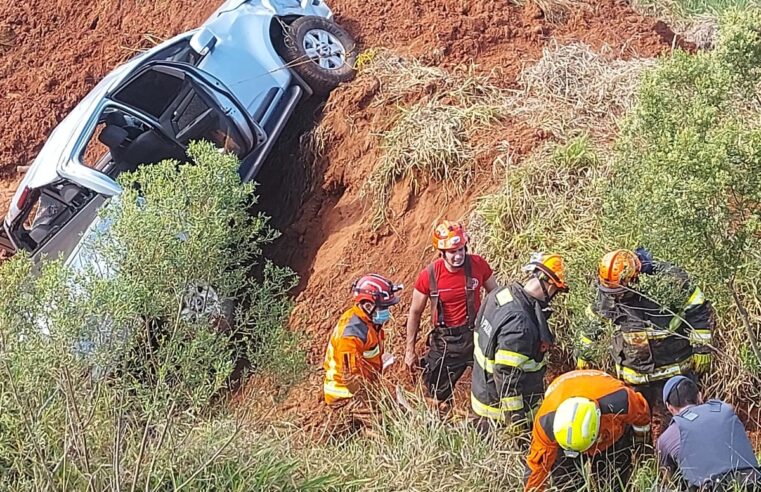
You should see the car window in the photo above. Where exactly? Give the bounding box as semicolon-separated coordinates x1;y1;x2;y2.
80;106;186;176
113;69;184;119
11;181;94;253
114;66;249;158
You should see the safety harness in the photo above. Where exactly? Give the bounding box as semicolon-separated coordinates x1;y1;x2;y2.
428;255;476;332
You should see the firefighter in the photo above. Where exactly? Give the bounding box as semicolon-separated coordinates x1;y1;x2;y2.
524;370;651;492
657;376;760;491
576;248;715;431
470;253;568;432
323;273;403;406
404;220;497;404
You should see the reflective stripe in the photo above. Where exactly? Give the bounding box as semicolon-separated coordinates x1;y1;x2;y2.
495;350;529;367
616;359;692;385
501;395;524;411
580;335;595;347
632;424;651;434
473;333;495;373
471;393;504;421
687;288;705;306
690;330;712;344
668;288;707;332
495;350;545;372
323;381;353;398
363;345;380;359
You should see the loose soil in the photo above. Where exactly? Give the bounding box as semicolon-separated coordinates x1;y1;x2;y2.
0;0;700;433
248;0;685;430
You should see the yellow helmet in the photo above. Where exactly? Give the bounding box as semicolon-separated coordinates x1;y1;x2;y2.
553;397;601;453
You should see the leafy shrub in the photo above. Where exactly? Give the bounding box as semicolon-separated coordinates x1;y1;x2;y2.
607;8;761;385
470;135;609;356
0;141;306;488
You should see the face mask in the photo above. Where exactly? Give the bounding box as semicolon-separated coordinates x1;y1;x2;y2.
373;308;391;324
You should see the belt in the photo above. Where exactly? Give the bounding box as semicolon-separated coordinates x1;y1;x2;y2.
436;324;472;336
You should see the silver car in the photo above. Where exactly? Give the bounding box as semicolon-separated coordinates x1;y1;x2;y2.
1;0;356;263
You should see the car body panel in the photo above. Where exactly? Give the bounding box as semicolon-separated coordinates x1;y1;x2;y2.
4;0;339;262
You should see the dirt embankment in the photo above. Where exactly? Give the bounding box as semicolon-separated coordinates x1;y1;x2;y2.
246;0;683;425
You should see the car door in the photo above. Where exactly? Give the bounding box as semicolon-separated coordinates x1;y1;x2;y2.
108;62;264;161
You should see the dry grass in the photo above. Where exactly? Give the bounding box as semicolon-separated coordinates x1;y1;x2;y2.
355;48;450;105
508;42;656;140
511;0;594;23
358;52;508;229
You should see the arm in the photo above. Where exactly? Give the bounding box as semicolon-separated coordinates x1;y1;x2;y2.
524;426;558;492
656;425;681;477
334;336;369;395
684;290;714;373
494;313;534;424
404;289;428;371
484;274;498;294
624;387;652;434
577;292;614;369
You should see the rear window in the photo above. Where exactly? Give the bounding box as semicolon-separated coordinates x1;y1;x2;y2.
113;70;183;119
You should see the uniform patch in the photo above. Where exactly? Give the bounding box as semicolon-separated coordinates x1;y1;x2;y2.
496;288;513;306
480;318;493;338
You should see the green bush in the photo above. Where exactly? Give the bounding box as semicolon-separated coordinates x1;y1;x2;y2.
471;135;610;357
607;8;761;383
0;142;308;488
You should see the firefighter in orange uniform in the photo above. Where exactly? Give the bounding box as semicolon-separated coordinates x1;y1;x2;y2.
524;370;651;492
323;273;403;405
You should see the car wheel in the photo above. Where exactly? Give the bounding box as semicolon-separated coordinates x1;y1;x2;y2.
281;16;357;96
181;282;234;332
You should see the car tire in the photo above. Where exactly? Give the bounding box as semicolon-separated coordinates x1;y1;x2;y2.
281;16;357;96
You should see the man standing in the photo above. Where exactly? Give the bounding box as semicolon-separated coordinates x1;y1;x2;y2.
524;370;651;492
657;375;760;491
323;273;403;406
404;220;497;405
577;248;715;430
471;253;568;432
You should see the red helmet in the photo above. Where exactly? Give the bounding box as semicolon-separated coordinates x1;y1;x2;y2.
432;220;469;251
351;274;403;307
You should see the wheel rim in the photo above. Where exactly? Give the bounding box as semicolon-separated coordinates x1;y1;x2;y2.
302;28;347;70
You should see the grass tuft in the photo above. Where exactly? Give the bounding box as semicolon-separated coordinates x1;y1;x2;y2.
508;42;655;140
358;52;508;229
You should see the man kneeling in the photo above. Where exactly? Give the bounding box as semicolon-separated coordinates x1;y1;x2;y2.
657;376;760;491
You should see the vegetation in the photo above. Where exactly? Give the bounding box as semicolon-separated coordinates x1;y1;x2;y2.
0;142;306;489
607;7;761;387
357;51;507;229
474;8;761;400
634;0;753;17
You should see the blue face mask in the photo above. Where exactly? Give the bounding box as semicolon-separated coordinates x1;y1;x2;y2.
373;308;391;324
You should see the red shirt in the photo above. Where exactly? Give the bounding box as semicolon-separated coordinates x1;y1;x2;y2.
414;255;493;328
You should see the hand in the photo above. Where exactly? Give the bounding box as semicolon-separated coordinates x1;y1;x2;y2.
693;353;712;374
404;347;418;378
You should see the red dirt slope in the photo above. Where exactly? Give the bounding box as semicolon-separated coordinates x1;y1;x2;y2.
243;0;683;426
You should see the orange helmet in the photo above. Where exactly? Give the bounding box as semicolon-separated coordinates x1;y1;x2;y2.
598;249;641;292
432;220;469;251
524;252;568;291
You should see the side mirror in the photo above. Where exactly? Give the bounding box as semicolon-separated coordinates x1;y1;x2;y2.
190;28;218;57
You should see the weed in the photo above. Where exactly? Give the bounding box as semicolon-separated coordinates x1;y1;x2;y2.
509;42;655;140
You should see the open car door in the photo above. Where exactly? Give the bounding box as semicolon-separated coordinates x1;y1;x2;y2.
108;62;264;165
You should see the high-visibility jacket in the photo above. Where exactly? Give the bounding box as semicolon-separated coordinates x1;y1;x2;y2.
578;262;714;385
323;305;384;405
471;284;553;423
524;370;651;492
